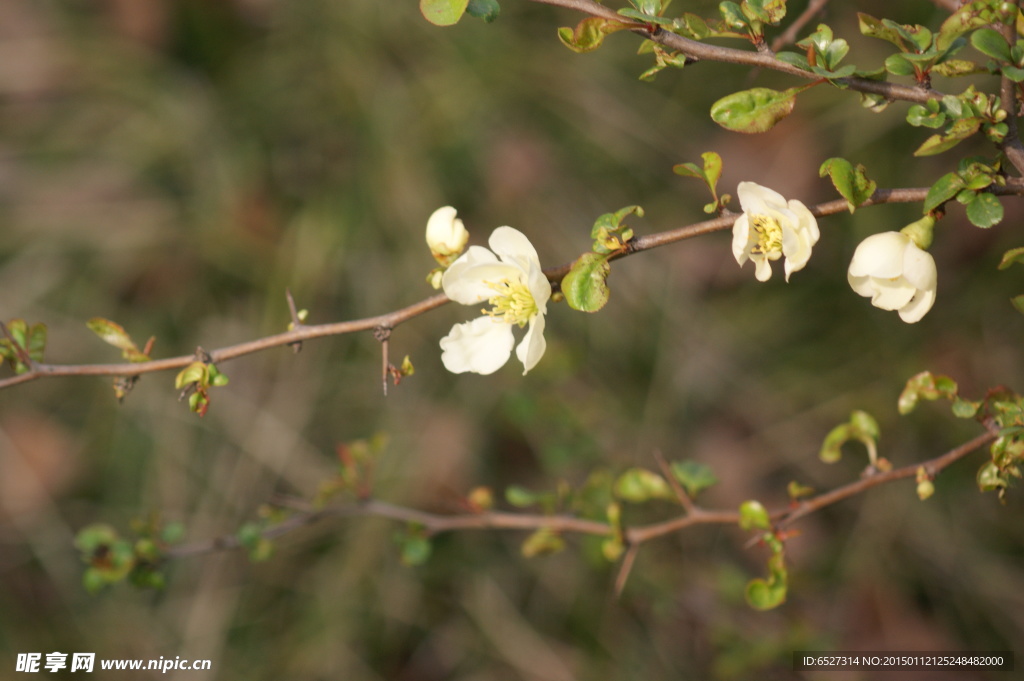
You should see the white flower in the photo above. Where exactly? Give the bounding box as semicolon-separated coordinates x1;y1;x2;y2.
848;231;937;323
426;206;469;265
440;226;551;375
732;182;820;282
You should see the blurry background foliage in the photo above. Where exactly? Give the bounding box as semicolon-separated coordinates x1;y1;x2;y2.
1;0;1022;679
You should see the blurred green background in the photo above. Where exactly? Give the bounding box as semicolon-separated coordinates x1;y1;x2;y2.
1;1;1023;679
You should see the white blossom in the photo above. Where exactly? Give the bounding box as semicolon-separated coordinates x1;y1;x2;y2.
440;226;551;375
426;206;469;266
848;231;937;323
732;182;820;282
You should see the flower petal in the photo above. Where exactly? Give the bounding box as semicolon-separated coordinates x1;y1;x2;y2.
732;214;753;266
900;243;937;291
898;286;936;323
868;277;917;311
737;181;786;214
440;316;515;375
753;255;773;282
443;247;521;305
426;206;468;254
848;232;908;279
516;313;547;375
489;226;540;272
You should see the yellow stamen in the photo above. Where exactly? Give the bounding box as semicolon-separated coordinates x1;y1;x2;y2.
751;214;783;257
481;278;537;327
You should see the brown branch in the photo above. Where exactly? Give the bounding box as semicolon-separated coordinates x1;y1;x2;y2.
527;0;942;105
998;0;1024;176
162;430;996;562
5;183;1022;392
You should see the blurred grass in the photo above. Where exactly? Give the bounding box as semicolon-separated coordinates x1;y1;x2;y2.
1;0;1023;679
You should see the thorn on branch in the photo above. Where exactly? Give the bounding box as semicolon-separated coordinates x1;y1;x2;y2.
285;289;304;354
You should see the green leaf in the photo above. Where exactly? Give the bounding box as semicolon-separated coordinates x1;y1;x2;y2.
521;527;565;558
818;158;877;212
87;317;150;362
670;460;719;498
558;17;628;53
466;0;499;22
965;191;1003;228
1013;294;1024;315
924;172;966;212
858;12;904;48
710;87;798;134
914;117;982;156
614;467;672;502
505;485;540;508
745;551;787;610
820;410;880;463
898;371;959;414
884;54;916;76
970;27;1012;61
420;0;470;26
562;252;612;313
941;3;1012;53
399;533;432;566
998;246;1024;269
739;500;770;530
673;151;723;197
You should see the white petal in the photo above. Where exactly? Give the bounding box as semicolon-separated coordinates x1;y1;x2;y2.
848;273;876;298
489;226;540;272
440;317;515;375
426;206;468;253
848;232;909;278
732;214;753;266
901;244;937;291
737;182;786;214
525;260;552;311
753;255;773;282
868;277;917;311
442;247;521;305
898;286;936;323
516;313;547;375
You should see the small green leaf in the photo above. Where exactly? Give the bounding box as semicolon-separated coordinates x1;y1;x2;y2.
924;172;966;212
670;460;719;498
898;371;959;414
739;500;770;530
614;467;672;503
505;485;540;508
420;0;470;26
521;527;565;558
710;87;799;134
884;53;916;76
399;533;432;566
999;246;1024;269
745;551;787;610
466;0;499;22
787;480;815;500
965;191;1003;228
818;157;877;212
562;252;612;313
1012;294;1024;315
970;28;1011;61
558;17;628;53
820;410;879;463
914;117;982;156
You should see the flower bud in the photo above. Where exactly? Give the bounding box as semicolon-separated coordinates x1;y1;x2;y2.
426;206;469;266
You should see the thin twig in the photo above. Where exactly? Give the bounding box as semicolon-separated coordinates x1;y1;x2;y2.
771;0;831;52
161;430;997;562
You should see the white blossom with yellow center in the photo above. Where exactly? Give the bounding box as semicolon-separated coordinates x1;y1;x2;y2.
440;226;551;375
732;181;820;282
848;231;937;323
